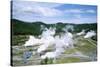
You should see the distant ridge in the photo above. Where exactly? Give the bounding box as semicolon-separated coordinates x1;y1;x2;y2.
11;19;97;35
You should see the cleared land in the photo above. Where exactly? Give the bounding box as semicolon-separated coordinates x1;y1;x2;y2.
11;35;97;66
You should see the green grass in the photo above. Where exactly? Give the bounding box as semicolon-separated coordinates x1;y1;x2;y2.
75;39;96;54
64;48;77;54
55;57;80;63
12;35;29;46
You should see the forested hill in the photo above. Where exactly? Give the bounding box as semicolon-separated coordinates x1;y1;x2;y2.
11;19;97;35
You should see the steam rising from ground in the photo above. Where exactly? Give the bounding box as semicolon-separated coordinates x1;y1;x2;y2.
23;26;96;60
77;30;85;36
84;30;96;38
62;25;74;32
24;25;74;59
24;36;42;46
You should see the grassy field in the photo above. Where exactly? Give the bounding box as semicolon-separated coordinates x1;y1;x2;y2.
11;35;97;66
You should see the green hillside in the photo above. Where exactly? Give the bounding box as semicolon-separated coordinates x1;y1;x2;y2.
11;19;97;36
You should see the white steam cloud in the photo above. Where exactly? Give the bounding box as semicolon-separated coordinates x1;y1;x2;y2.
77;30;85;36
84;30;96;38
23;26;96;60
24;26;74;59
24;36;43;46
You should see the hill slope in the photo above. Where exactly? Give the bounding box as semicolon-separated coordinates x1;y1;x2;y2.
11;19;97;35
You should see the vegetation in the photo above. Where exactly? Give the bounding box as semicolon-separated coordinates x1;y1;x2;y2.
11;19;97;36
